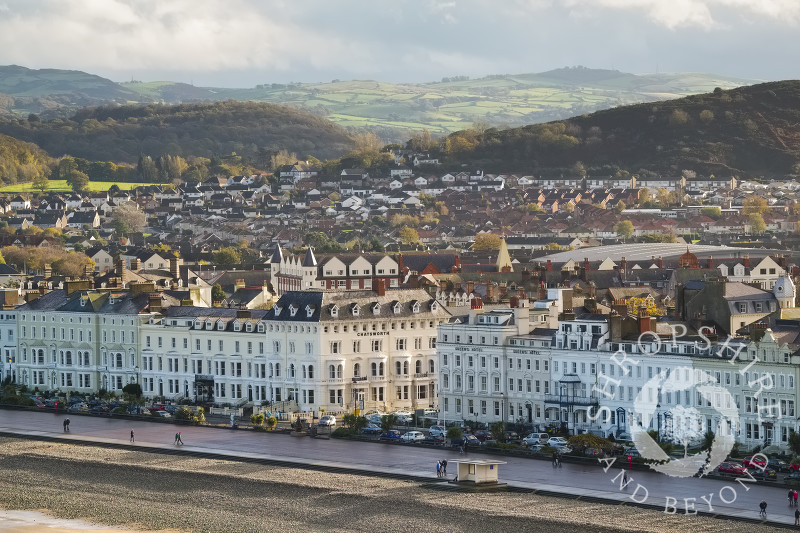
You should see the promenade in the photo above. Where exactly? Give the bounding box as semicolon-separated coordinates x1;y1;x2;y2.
0;409;797;530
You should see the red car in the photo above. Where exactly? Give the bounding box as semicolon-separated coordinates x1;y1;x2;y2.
473;430;494;442
743;456;767;469
718;462;748;475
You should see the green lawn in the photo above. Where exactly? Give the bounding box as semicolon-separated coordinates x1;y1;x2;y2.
0;180;167;193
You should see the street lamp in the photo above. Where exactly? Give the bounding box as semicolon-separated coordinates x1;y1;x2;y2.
499;392;505;426
656;402;662;442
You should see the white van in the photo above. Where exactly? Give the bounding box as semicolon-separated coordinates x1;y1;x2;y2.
523;433;550;446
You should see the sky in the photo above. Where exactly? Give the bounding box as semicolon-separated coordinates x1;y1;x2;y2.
0;0;798;87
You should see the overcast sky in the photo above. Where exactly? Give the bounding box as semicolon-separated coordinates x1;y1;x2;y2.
0;0;797;87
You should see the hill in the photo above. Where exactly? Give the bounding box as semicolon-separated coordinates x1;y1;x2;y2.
0;101;356;164
436;80;800;177
0;133;52;185
0;65;755;142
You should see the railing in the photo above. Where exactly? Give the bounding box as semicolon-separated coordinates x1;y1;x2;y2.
414;372;431;378
544;394;599;407
209;406;243;417
352;376;368;383
195;374;214;382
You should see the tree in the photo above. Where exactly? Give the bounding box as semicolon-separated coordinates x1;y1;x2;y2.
368;236;385;253
613;220;634;240
668;109;689;126
212;247;242;268
626;297;665;317
397;226;420;246
699;110;714;124
570;161;586;178
32;174;49;194
613;200;626;214
446;426;463;441
742;196;769;215
490;421;506;443
66;169;89;193
52;251;94;278
700;206;721;220
380;414;398;433
472;233;502;251
212;284;226;302
112;202;147;234
749;213;766;235
789;429;800;455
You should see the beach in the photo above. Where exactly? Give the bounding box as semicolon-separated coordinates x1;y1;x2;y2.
0;437;787;533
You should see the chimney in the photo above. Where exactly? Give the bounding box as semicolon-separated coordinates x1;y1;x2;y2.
583;257;590;273
131;258;142;271
235;279;245;291
471;297;483;310
546;259;552;272
149;293;163;314
779;255;787;269
638;305;651;334
83;264;93;278
744;255;750;269
619;257;627;282
375;278;386;296
44;264;52;279
236;309;252;319
466;281;474;294
657;256;663;269
170;256;183;279
454;255;461;272
538;282;547;301
130;281;156;297
521;269;531;283
116;258;125;276
509;295;519;308
486;282;495;302
64;280;92;296
707;256;714;269
440;280;447;292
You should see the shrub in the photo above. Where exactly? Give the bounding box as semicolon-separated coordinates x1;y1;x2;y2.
175;407;194;420
250;413;265;426
0;395;35;406
331;427;353;438
265;416;276;429
446;427;463;440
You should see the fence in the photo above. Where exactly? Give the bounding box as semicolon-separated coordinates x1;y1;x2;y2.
209;407;243;417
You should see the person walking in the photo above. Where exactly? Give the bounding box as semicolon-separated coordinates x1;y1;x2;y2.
759;499;767;518
441;459;447;475
63;418;70;432
789;489;793;506
794;490;798;507
130;429;135;443
436;461;441;478
795;508;799;526
176;432;183;445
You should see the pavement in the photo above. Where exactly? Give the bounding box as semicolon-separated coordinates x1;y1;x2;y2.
1;409;798;528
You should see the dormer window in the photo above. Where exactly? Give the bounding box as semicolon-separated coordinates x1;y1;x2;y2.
273;305;282;316
233;322;241;332
306;305;315;318
289;305;298;317
331;305;339;318
205;319;212;329
393;302;401;315
412;302;420;314
430;301;438;312
352;304;360;316
372;303;381;315
257;323;265;333
217;320;225;330
246;323;253;333
195;320;203;329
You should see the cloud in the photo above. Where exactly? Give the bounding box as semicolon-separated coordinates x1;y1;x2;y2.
560;0;800;29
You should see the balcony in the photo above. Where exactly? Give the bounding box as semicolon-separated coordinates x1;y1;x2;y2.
352;376;368;383
414;372;431;379
195;374;214;383
544;394;599;407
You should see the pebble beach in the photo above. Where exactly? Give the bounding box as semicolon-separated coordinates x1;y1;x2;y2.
0;437;788;533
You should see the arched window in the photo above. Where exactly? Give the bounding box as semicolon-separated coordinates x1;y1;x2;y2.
308;365;314;379
289;364;295;378
336;364;342;378
415;360;422;374
275;363;281;377
396;361;402;375
354;363;361;377
302;365;307;379
429;360;435;373
329;364;336;379
371;362;377;377
403;361;409;375
379;362;385;376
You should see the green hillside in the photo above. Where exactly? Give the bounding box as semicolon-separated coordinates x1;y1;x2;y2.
0;65;755;142
0;101;356;164
0;133;52;185
436;80;800;176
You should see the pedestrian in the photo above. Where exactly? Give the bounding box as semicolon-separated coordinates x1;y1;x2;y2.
130;429;135;443
63;418;70;432
623;471;629;486
794;490;798;507
789;489;793;506
459;443;464;455
795;508;799;526
436;461;441;477
759;499;767;517
176;432;183;445
174;432;181;445
441;459;447;475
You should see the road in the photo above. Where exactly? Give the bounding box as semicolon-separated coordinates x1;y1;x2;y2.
0;409;795;525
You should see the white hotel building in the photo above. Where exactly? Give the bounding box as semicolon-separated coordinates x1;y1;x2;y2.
264;287;449;414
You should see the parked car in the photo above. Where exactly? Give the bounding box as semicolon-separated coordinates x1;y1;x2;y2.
422;409;439;419
505;431;520;443
768;459;791;472
752;468;777;481
401;431;425;443
392;410;413;419
473;430;493;442
523;433;550;446
428;425;446;438
318;415;336;427
361;424;382;436
717;462;748;475
451;434;480;448
546;437;569;447
785;472;800;483
742;456;767;469
423;434;445;445
379;430;402;441
154;410;171;418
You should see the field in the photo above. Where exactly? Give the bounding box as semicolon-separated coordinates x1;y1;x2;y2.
121;68;757;142
0;180;165;193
